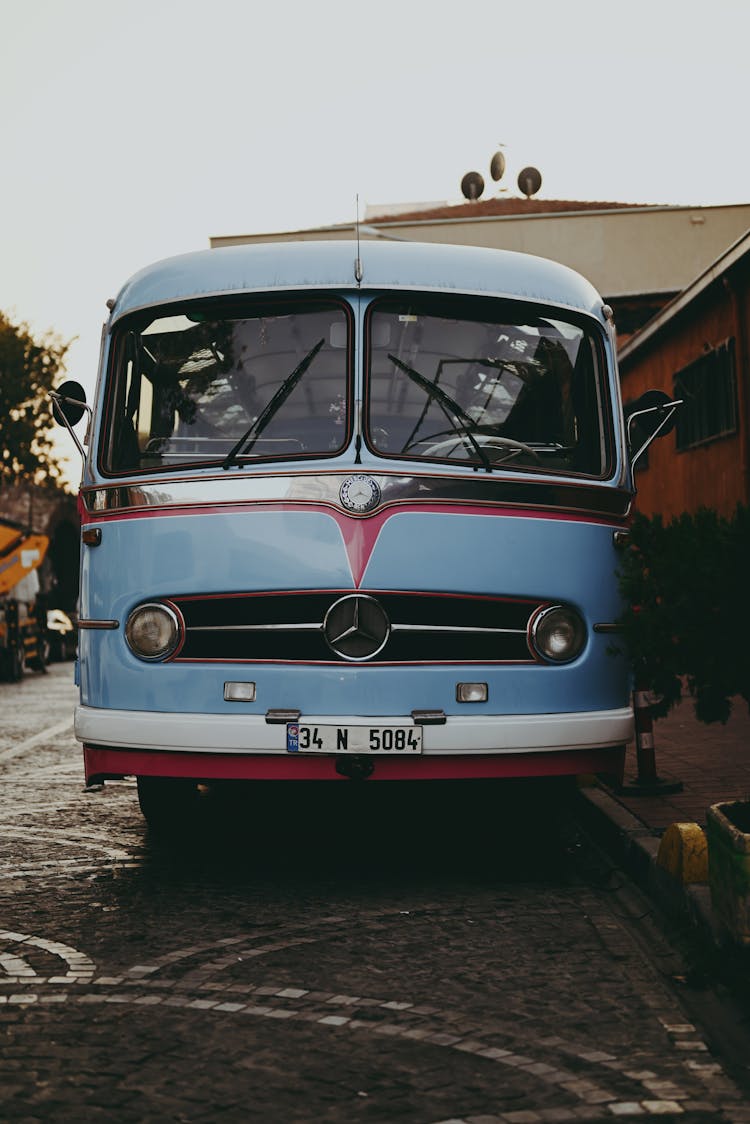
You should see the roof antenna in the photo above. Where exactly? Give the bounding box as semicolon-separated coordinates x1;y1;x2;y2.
354;194;363;283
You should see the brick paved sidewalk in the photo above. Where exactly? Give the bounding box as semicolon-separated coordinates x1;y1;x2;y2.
607;696;750;833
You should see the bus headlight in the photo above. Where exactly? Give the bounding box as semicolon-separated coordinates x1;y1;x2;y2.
530;605;586;663
125;602;181;661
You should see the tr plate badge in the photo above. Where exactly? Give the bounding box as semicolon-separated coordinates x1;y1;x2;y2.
339;474;381;513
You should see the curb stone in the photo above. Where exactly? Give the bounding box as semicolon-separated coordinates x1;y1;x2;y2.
576;784;727;948
575;781;750;1097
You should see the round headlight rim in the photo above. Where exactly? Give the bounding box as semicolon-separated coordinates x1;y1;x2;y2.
125;600;182;662
529;603;587;664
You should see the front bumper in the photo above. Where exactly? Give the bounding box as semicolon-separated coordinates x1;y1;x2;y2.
78;704;632;784
76;704;633;755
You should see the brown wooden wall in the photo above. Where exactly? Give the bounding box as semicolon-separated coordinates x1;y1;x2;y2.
619;263;750;519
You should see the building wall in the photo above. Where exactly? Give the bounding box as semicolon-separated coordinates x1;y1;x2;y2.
619;268;750;519
211;204;750;304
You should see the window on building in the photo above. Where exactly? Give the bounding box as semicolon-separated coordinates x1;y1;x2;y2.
674;338;737;451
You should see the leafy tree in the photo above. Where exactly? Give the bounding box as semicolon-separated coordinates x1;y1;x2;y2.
0;311;70;488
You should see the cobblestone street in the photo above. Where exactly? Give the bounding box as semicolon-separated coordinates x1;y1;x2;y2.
2;664;750;1123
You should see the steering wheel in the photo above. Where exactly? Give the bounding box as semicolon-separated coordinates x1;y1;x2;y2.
411;430;540;462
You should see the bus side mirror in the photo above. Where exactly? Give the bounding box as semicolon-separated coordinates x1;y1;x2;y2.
626;389;682;470
52;381;88;427
51;380;90;460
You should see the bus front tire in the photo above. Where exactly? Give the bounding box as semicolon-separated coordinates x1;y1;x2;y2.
136;776;204;832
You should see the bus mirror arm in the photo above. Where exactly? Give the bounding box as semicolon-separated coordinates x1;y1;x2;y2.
627;392;683;470
50;381;92;461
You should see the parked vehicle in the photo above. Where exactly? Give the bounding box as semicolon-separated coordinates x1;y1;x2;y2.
53;240;678;827
0;519;49;680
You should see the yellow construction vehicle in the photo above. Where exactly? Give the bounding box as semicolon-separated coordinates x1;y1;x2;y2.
0;518;50;680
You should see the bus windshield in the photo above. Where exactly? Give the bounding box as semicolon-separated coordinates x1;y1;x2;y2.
102;299;351;474
366;298;610;476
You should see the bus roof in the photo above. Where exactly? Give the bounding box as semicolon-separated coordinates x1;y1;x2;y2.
110;240;606;325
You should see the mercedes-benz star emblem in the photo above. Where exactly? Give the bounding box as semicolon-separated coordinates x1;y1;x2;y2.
339;474;381;513
323;594;391;661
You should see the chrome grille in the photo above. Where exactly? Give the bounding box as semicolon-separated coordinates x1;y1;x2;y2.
171;591;541;664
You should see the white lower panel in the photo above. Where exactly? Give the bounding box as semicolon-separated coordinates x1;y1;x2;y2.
75;705;633;755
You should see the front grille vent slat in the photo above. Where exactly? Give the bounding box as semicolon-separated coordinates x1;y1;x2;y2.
171;591;540;664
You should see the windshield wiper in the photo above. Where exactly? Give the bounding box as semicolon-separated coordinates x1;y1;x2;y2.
387;354;493;472
222;338;325;470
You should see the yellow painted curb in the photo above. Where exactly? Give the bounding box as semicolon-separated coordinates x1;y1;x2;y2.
656;822;709;884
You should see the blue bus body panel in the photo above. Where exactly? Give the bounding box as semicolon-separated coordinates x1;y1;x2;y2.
110;241;606;324
79;508;629;717
75;240;635;783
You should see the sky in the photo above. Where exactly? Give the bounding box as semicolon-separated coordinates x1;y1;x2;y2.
2;0;750;478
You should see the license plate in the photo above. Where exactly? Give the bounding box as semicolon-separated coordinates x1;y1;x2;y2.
286;724;422;755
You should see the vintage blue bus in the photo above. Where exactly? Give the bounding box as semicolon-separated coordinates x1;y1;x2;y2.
54;240;674;826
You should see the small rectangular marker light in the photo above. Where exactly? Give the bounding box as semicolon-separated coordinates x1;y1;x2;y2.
456;682;488;703
224;681;256;703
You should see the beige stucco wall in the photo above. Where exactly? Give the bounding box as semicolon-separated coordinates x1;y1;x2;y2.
211;204;750;300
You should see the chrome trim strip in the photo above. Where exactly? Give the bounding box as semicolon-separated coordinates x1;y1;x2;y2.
391;624;527;635
82;470;631;520
188;623;321;632
78;619;119;630
185;622;528;635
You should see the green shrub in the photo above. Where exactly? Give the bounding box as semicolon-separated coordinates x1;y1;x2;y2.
617;506;750;724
